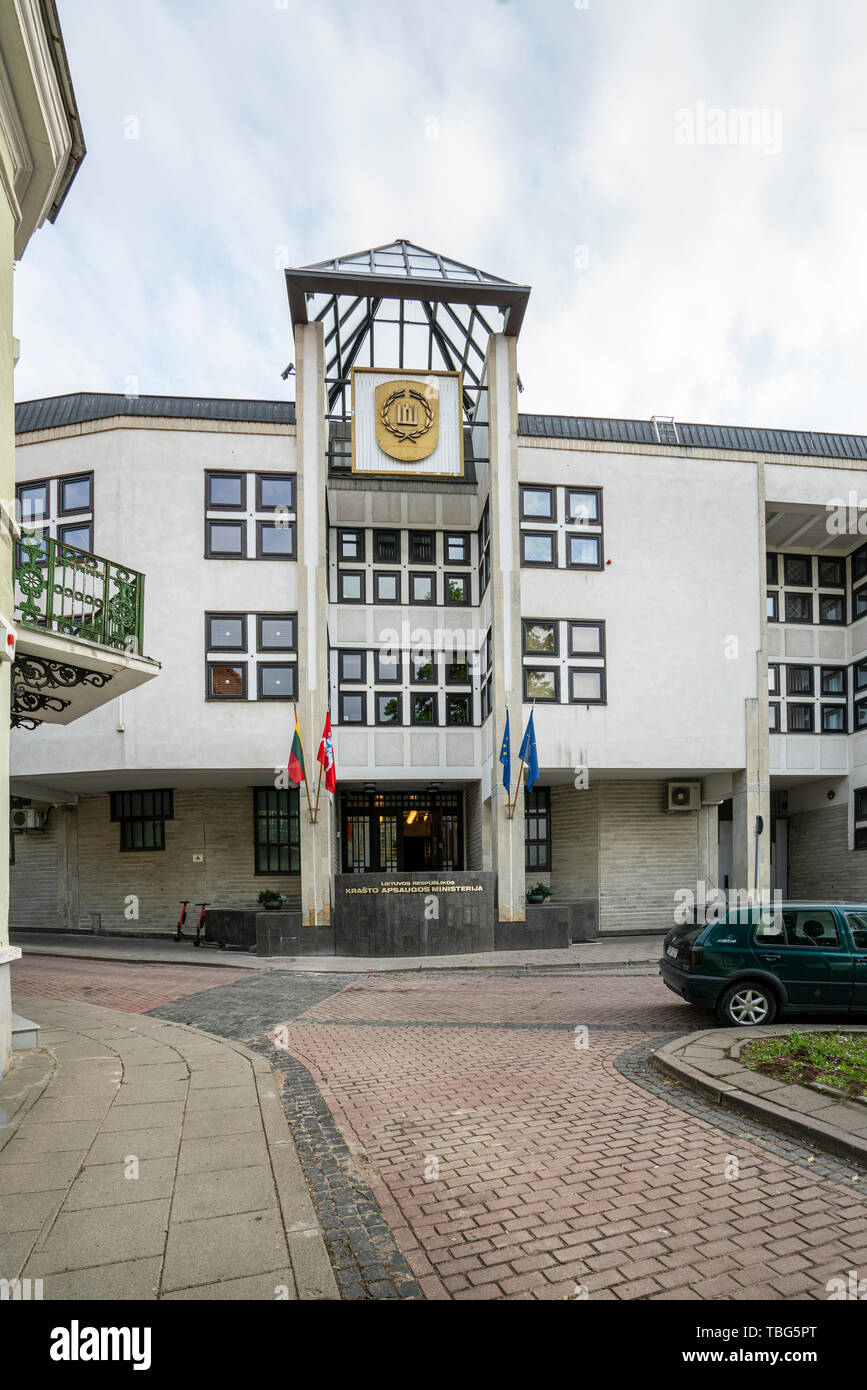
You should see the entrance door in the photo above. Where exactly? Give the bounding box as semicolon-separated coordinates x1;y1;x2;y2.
341;791;463;872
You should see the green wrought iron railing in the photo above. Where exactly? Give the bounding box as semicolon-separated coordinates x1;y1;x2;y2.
14;532;145;655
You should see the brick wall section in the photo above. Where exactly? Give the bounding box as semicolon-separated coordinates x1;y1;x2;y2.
10;820;59;929
598;781;699;933
788;804;867;900
10;788;302;935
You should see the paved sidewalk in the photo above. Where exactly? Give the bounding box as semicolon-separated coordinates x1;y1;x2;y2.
0;994;337;1300
12;931;665;972
654;1024;867;1168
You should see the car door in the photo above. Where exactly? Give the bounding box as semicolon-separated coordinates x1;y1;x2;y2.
752;908;854;1010
843;909;867;1012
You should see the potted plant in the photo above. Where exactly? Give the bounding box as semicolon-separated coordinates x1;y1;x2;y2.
526;881;552;905
257;889;285;912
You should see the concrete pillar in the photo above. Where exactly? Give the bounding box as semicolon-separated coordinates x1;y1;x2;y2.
698;801;720;892
486;333;525;921
731;697;771;899
295;320;333;926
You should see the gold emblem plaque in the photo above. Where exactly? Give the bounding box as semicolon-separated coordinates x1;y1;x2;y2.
374;378;439;462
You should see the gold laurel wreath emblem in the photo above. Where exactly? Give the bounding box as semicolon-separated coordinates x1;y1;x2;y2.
379;388;434;444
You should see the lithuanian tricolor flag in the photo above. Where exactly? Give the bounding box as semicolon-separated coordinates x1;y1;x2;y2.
288;707;306;785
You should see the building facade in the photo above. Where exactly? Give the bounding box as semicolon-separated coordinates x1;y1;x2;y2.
8;241;867;955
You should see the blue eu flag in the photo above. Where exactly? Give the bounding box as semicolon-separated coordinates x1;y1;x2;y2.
519;710;539;792
499;711;511;792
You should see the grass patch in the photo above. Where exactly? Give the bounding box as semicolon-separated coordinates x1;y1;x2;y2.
740;1031;867;1098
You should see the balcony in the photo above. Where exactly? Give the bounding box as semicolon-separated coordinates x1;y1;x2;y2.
11;533;160;729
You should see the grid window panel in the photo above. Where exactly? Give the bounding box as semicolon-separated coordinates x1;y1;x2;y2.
410;652;435;683
821;667;846;696
524;787;550;871
566;489;600;525
569;622;604;657
524;667;559;702
339;692;366;724
446;694;472;725
374;529;401;562
376;692;401;724
253;786;300;874
338;571;365;603
446;574;469;604
17;483;48;525
207;520;246;557
787;703;814;733
520;531;556;566
375;651;401;682
256;474;295;511
207;472;245;509
769;702;780;732
410;572;436;604
409;531;435;563
566;533;601;569
821;704;846;733
520;485;555;520
819;593;845;624
258;663;296;700
59;474;92;514
445;533;470;564
338;650;366;682
570;668;605;703
766;553;778;585
523;620;558;655
208;662;247;699
257;614;296;651
375;571;401;604
412;693;438;724
784;554;811;586
338;528;365;561
767;592;778;621
784;592;812;623
256;520;296;559
208;614;246;651
819;557;844;587
786;665;813;696
59;523;92;551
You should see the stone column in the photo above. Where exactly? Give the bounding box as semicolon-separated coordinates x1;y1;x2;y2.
731;698;771;900
295;321;333;926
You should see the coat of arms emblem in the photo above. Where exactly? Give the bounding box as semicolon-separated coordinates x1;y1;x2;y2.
374;379;439;462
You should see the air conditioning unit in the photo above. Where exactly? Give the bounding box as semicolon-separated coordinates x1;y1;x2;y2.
666;782;701;812
11;807;44;831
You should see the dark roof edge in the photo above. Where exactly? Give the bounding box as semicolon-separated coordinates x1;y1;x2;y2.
518;413;867;462
15;392;296;434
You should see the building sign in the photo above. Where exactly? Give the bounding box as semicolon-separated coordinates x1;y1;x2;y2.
351;368;462;478
344;878;484;895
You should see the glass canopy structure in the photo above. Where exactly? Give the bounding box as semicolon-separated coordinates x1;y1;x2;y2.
284;238;531;424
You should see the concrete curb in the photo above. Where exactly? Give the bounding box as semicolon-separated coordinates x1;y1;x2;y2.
652;1025;867;1170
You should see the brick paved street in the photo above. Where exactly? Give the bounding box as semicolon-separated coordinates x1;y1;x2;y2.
13;955;867;1300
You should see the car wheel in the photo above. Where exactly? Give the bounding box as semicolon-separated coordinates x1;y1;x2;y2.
716;981;777;1027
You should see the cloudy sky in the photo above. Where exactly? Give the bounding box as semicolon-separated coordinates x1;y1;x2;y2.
12;0;867;433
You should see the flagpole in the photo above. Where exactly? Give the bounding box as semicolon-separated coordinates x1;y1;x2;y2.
510;699;536;815
313;761;323;819
294;701;315;819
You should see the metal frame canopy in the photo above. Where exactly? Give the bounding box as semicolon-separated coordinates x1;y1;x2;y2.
285;238;530;422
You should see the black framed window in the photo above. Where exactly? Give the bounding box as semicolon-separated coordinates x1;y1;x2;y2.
110;789;173;853
819;593;845;624
520;531;556;567
566;533;602;569
523;620;559;655
338;691;366;724
523;667;559;702
568;621;605;657
855;547;867;583
59;522;92;551
520;485;555;521
446;693;472;725
374;571;401;604
338;650;366;683
525;787;550;871
854;825;867;850
478;503;491;595
769;702;780;732
766;553;778;586
446;574;469;604
445;533;470;565
376;692;402;725
786;665;813;696
784;554;811;586
566;488;601;525
409;531;435;563
338;528;365;561
257;614;296;651
256;520;296;559
59;473;93;514
446;658;470;685
253;786;300;874
821;704;846;733
768;663;780;696
855;587;867;619
375;650;402;683
208;613;246;651
855;787;867;820
206;471;245;510
257;663;296;700
208;662;247;700
256;473;295;511
785;592;812;624
855;661;867;694
17;482;48;525
787;703;814;733
412;692;438;725
821;667;846;697
819;557;844;588
409;572;436;604
856;700;867;730
206;519;246;558
767;592;778;621
410;651;436;683
374;529;401;562
569;667;606;704
338;570;365;603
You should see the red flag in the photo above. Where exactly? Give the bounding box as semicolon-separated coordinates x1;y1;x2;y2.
317;713;336;793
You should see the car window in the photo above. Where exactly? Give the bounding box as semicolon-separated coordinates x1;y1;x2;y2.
780;910;840;949
846;911;867;950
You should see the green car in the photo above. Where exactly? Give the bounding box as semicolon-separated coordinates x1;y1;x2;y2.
659;903;867;1026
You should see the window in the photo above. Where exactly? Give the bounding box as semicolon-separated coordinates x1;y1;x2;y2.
568;621;605;657
110;789;173;852
856;546;867;583
786;665;813;696
446;693;472;725
446;574;469;604
412;693;438;724
821;667;846;696
856;588;867;619
338;650;366;682
256;474;295;511
819;593;845;624
411;650;435;683
780;909;840;949
409;531;434;563
769;702;780;732
410;572;436;604
785;592;812;624
523;620;558;655
821;704;846;733
257;614;296;651
17;482;48;525
338;529;365;561
338;570;365;603
768;663;780;695
524;667;559;702
256;520;296;559
59;474;93;514
566;533;602;569
566;489;601;525
855;788;867;820
856;700;867;730
855;661;867;693
206;472;245;510
338;692;366;724
525;787;550;870
570;668;605;703
819;557;844;587
253;786;300;874
478;503;491;595
445;533;470;565
59;522;93;551
258;664;296;700
208;614;246;651
374;571;400;604
520;531;556;566
208;662;247;699
766;553;778;585
767;592;778;622
784;554;811;586
787;703;814;733
374;529;400;562
375;650;401;683
446;659;470;685
206;520;246;557
376;692;402;725
520;485;555;520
